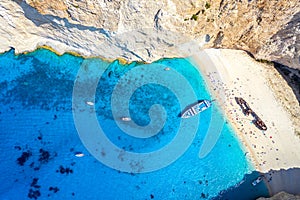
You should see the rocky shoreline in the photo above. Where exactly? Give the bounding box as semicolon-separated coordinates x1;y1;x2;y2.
257;191;300;200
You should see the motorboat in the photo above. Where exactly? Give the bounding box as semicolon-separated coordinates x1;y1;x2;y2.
180;100;212;118
251;175;264;186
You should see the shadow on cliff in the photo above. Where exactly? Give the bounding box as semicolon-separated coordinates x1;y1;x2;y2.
274;63;300;106
212;168;300;200
14;0;112;38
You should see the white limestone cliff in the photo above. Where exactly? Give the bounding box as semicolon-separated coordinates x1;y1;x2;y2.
0;0;299;69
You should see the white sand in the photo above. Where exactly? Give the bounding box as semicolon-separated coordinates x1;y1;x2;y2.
195;49;300;194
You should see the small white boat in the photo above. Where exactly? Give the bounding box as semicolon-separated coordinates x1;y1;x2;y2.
181;100;212;118
251;176;263;186
121;117;131;121
75;152;85;157
86;101;94;106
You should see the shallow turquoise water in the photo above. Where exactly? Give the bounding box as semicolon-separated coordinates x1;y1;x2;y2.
0;49;269;199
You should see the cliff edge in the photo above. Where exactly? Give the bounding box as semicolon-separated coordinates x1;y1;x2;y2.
0;0;299;69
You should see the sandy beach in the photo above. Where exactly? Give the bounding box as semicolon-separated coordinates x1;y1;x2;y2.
196;49;300;195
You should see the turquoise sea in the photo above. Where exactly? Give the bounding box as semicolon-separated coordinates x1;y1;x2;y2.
0;49;269;199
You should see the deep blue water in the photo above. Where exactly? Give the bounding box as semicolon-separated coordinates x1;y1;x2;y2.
0;49;269;199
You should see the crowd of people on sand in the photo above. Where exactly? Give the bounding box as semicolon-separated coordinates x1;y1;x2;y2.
205;71;267;131
205;72;279;173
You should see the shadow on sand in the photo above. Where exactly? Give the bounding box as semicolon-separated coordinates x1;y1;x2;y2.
274;63;300;105
212;168;300;200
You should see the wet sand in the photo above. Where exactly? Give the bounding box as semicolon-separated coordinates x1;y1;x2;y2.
194;49;300;195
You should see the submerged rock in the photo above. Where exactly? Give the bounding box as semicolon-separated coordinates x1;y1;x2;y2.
49;186;59;193
28;189;41;200
17;151;32;166
38;149;50;164
57;165;73;175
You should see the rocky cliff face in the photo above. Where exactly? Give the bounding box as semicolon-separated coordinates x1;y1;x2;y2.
257;191;300;200
0;0;299;68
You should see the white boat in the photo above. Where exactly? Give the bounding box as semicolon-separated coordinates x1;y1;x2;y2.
180;100;212;118
251;176;263;186
86;101;94;106
75;152;85;157
121;117;131;121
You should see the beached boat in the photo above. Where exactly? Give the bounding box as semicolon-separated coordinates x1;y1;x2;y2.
254;118;267;131
180;100;212;118
235;97;267;131
235;97;252;115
